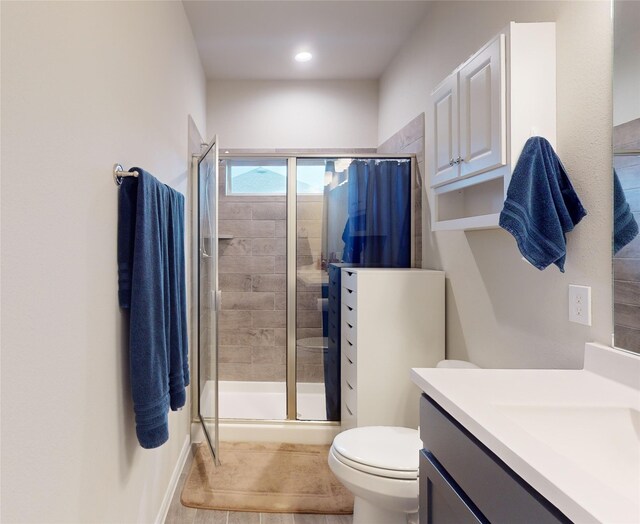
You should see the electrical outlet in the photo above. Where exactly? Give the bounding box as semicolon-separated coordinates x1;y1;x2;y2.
569;285;592;326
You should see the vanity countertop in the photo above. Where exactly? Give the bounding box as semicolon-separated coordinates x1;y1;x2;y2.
411;343;640;524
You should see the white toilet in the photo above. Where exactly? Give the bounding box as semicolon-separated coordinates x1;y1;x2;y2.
328;426;422;524
329;359;479;524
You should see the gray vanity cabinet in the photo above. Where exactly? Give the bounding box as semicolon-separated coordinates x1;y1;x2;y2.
419;394;571;524
420;450;486;523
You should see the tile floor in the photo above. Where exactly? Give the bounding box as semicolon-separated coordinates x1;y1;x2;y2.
164;445;353;524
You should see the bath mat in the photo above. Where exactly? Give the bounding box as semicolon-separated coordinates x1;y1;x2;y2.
181;442;354;514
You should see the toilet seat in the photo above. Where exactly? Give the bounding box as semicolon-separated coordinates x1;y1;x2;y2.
331;426;421;480
331;447;418;480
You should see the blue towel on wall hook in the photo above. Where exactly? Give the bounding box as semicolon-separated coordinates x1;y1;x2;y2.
499;137;587;272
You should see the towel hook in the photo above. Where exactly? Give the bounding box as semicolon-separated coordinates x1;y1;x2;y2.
113;163;139;186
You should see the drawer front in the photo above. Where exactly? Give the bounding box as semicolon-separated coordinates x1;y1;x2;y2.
343;377;357;412
420;450;487;524
342;317;357;345
342;352;357;388
342;269;358;292
342;334;357;363
420;395;570;524
341;400;356;429
341;302;356;328
341;286;357;309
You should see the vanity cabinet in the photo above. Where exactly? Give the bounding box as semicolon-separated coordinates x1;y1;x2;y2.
419;394;571;524
429;22;556;231
340;269;444;431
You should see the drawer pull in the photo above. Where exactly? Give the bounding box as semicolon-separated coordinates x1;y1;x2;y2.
347;381;354;390
346;355;353;365
346;322;353;329
346;289;353;294
346;340;353;346
346;305;353;311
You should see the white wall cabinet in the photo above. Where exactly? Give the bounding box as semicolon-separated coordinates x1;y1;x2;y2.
340;268;444;431
431;73;459;187
429;22;556;231
458;34;506;179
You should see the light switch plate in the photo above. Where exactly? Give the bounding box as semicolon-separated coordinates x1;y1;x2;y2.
569;285;591;326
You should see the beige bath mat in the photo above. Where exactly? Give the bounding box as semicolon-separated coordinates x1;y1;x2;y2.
181;441;354;514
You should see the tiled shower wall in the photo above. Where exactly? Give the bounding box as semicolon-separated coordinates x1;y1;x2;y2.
217;160;325;382
217;160;287;382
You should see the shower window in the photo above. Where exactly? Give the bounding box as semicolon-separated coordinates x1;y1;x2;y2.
225;158;323;195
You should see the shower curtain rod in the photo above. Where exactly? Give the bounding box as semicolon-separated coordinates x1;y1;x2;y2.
113;163;139;186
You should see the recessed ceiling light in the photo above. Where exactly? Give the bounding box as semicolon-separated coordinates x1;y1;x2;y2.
294;51;312;63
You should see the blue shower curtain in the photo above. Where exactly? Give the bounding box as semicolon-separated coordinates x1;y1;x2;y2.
342;159;411;267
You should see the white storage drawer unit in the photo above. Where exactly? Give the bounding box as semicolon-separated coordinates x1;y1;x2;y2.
340;268;445;430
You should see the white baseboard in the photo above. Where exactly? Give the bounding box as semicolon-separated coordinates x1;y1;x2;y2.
154;434;191;524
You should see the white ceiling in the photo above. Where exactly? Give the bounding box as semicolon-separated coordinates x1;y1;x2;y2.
182;1;432;80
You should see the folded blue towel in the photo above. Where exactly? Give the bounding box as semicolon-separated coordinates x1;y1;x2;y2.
613;170;639;254
499;137;587;272
118;169;189;449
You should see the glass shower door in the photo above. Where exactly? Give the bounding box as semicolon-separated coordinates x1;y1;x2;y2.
197;137;220;464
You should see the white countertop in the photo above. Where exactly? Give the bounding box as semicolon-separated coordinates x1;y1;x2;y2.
411;343;640;524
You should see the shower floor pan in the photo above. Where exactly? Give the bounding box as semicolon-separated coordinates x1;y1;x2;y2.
203;380;328;421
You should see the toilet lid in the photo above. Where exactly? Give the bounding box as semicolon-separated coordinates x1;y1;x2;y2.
332;426;421;478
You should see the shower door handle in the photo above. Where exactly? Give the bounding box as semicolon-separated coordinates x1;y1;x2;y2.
209;290;222;311
213;290;222;312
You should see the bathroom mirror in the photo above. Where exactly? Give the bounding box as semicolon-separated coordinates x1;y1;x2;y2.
612;0;640;354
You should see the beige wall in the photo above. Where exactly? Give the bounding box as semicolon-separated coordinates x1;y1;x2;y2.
1;2;206;523
378;1;613;369
207;79;379;149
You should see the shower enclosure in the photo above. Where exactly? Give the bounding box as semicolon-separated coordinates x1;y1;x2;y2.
195;150;415;449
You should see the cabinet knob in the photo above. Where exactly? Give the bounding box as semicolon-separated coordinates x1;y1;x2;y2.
455;157;463;164
449;158;455;166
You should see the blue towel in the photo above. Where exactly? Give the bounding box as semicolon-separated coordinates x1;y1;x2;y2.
499;137;587;272
613;170;639;254
117;169;189;449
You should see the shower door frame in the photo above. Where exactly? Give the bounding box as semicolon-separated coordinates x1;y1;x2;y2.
202;151;416;425
193;136;221;465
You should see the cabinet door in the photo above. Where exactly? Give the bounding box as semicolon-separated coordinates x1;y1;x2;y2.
459;34;506;179
419;451;487;524
430;73;459;187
